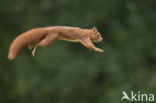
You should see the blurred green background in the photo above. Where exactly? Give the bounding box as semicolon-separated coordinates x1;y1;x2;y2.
0;0;156;103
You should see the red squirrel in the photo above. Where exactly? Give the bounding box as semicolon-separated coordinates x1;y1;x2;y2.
8;26;103;60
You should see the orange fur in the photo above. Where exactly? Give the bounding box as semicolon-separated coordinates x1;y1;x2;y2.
8;26;103;60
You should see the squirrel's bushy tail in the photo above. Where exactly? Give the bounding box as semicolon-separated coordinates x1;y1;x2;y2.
8;28;48;60
8;35;28;60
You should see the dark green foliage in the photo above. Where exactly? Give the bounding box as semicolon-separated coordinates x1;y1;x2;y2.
0;0;156;103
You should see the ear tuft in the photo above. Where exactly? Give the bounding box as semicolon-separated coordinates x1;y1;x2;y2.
92;27;97;31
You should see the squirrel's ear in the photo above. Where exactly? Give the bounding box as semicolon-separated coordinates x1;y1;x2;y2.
92;27;97;32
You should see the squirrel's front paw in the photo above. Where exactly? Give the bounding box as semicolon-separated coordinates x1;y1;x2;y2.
95;48;104;52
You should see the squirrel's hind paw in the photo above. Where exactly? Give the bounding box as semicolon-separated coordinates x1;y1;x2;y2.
28;44;33;50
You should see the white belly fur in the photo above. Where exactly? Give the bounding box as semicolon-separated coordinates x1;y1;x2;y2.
61;38;79;42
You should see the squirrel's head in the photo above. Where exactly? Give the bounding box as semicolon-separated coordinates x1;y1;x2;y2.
90;27;103;42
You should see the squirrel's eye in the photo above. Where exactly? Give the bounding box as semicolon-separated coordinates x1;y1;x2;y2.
96;34;99;37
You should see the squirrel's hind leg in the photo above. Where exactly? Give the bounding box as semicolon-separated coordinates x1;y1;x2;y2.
32;33;59;56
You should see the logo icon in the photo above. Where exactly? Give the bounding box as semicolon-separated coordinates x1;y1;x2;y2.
121;91;131;101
